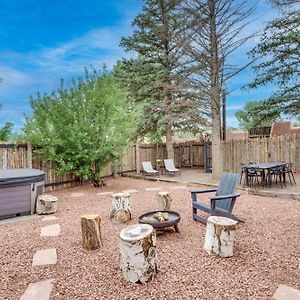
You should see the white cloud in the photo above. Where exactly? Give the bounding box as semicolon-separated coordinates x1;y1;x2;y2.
226;104;243;111
30;26;129;74
0;65;34;91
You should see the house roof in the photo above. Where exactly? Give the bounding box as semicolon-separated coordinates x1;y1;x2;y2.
271;121;300;136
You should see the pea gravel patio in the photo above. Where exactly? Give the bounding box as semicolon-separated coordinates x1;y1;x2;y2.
0;177;299;300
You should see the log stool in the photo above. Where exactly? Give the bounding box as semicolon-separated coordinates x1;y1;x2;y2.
36;195;58;215
119;224;157;284
203;216;238;257
156;191;172;211
110;192;131;223
81;214;103;250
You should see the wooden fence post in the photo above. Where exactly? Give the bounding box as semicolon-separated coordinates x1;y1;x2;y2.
135;142;140;173
190;144;193;168
27;143;33;168
295;134;300;171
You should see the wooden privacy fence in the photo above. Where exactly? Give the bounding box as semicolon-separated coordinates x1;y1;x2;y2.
0;143;32;169
0;142;136;189
222;134;300;173
137;142;205;171
0;141;205;188
1;135;299;188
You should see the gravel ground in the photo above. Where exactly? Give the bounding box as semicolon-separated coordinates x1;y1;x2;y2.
1;177;299;300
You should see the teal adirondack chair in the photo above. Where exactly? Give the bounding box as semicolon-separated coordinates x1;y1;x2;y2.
191;172;243;224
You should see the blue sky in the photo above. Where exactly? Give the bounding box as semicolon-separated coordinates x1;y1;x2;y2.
0;0;279;132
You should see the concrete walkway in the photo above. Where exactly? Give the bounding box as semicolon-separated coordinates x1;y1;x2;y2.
124;168;300;200
0;214;39;226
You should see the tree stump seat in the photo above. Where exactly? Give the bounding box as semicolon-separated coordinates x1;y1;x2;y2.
81;214;103;250
110;192;131;223
156;191;172;211
119;224;157;284
36;195;58;215
203;216;238;257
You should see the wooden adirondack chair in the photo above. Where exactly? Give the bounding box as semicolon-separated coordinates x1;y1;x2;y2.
191;172;243;224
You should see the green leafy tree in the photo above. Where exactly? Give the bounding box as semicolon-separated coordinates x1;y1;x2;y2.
235;101;279;131
24;69;135;187
0;103;13;141
249;0;300;117
0;121;13;141
119;0;204;159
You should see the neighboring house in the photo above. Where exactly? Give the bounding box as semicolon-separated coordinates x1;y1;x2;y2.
249;126;271;138
270;121;300;136
226;128;248;140
226;121;300;140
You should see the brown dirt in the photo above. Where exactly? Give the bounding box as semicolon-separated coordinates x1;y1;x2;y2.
1;176;299;300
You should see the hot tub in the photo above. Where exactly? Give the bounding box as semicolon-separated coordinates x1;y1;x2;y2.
0;168;45;219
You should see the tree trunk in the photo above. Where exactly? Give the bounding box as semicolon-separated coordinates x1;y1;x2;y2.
204;216;237;257
165;123;174;160
92;161;102;187
110;193;131;223
209;0;223;180
112;160;118;178
119;224;157;284
156;191;172;211
160;1;174;162
81;214;103;250
211;105;222;179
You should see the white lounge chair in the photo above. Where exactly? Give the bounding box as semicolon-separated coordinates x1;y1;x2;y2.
142;161;159;178
164;159;180;176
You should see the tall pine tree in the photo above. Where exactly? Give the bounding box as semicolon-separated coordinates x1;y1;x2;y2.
249;0;300;118
120;0;206;159
182;0;255;178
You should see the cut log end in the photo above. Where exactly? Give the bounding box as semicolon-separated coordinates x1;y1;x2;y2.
153;212;169;222
158;191;169;196
82;214;100;220
120;224;153;242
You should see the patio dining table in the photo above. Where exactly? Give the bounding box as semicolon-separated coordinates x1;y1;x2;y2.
244;161;285;188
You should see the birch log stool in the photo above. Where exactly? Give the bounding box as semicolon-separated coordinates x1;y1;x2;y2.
110;192;131;223
36;195;58;215
119;224;157;284
156;191;172;211
204;216;238;258
81;214;103;250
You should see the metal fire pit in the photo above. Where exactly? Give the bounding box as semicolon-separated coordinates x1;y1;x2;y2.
138;210;181;233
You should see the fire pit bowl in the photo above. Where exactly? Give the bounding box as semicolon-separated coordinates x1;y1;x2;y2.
138;210;181;233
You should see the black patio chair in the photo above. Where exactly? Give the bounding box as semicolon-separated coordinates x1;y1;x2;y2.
269;165;285;188
283;163;296;185
240;163;246;184
246;167;265;187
